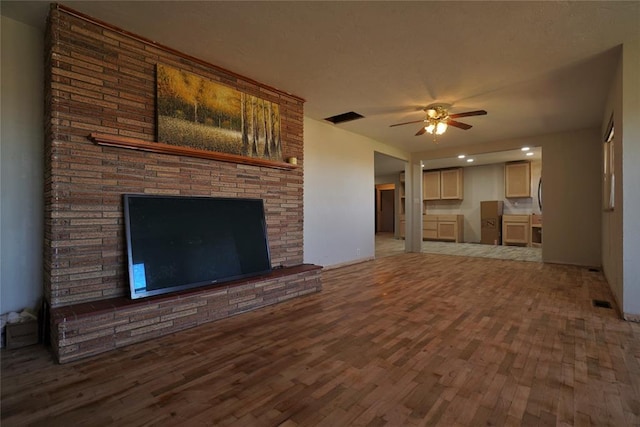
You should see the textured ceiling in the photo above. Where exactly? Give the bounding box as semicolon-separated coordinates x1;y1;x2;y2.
3;1;639;157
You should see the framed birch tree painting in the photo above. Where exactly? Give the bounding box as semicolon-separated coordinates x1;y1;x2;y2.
156;64;282;161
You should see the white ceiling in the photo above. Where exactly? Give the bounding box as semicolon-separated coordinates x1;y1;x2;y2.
3;1;639;159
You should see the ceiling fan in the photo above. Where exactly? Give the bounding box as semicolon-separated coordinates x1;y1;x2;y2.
390;105;487;139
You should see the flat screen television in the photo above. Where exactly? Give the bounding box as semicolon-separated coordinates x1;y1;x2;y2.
123;194;272;299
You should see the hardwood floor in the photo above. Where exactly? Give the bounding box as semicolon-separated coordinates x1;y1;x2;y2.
2;253;639;426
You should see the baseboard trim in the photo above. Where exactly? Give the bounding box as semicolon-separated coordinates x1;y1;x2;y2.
322;257;375;270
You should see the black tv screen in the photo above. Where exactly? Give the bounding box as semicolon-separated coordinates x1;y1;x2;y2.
123;194;272;299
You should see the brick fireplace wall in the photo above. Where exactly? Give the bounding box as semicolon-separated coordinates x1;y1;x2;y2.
44;5;320;363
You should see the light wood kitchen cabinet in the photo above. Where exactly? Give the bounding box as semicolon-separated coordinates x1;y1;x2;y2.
423;168;464;200
505;161;531;198
440;168;464;200
423;214;464;242
530;213;542;248
502;214;530;246
531;224;542;247
423;216;438;240
423;170;441;200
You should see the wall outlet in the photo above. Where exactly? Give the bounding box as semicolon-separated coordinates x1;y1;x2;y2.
356;248;361;256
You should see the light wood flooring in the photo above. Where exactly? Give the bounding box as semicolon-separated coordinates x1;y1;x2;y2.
2;253;639;426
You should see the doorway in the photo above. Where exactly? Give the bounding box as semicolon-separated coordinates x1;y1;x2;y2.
374;151;408;258
420;147;542;262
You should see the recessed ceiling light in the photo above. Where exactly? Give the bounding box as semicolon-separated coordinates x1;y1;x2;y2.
526;152;534;156
521;147;530;151
467;158;474;163
458;154;466;159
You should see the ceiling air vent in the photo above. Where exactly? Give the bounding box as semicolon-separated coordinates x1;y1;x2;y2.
324;111;364;124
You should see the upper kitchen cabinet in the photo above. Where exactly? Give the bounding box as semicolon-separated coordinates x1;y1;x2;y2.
423;170;441;200
505;161;531;198
423;168;464;200
440;168;464;200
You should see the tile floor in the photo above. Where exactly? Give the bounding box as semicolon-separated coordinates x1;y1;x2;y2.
376;233;542;263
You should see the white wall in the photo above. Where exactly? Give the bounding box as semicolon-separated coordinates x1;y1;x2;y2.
621;39;640;318
601;40;640;320
602;49;624;314
0;16;44;314
304;117;408;268
374;173;398;185
541;128;602;267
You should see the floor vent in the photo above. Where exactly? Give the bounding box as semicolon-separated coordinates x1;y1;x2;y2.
592;299;612;309
324;111;364;124
588;267;600;272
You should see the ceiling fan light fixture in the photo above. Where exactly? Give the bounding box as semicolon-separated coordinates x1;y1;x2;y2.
436;122;448;135
389;105;486;142
426;123;436;134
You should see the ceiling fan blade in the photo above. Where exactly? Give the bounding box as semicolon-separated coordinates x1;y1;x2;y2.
415;126;427;136
448;110;487;119
390;119;426;127
447;119;472;130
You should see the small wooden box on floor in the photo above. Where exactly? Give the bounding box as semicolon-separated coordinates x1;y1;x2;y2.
5;320;38;349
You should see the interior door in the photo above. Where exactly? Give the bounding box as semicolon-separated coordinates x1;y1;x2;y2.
375;184;395;233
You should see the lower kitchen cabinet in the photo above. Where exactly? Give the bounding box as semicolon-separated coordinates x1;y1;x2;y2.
502;214;531;246
531;224;542;247
530;214;542;248
423;216;438;240
423;214;464;242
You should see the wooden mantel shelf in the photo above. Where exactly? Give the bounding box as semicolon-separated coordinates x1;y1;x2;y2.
89;133;299;170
